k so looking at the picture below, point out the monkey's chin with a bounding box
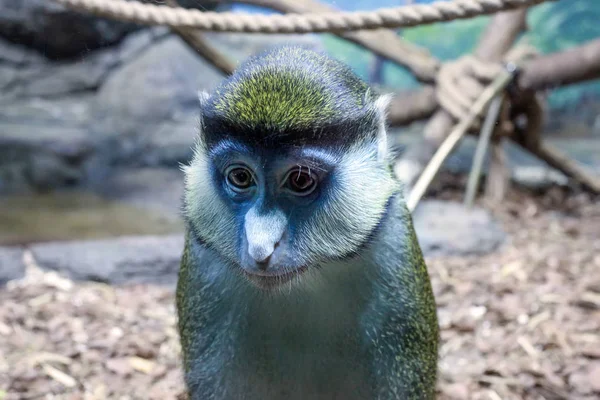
[242,266,308,290]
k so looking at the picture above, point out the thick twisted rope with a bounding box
[53,0,554,33]
[406,43,541,211]
[406,69,514,212]
[436,44,539,122]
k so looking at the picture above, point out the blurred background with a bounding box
[0,0,599,399]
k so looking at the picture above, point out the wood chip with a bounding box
[527,310,551,330]
[577,292,600,309]
[129,357,156,374]
[517,336,539,358]
[0,322,11,336]
[28,352,72,367]
[2,184,598,399]
[41,363,77,388]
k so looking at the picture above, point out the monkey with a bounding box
[177,46,439,400]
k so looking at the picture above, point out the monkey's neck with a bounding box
[187,249,375,399]
[201,250,374,346]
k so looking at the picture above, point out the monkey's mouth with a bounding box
[242,266,308,289]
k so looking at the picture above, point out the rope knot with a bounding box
[435,44,539,134]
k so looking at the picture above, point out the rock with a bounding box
[0,0,141,59]
[0,30,166,193]
[97,168,185,214]
[413,200,506,257]
[0,94,94,126]
[0,119,104,192]
[140,118,198,167]
[0,246,25,284]
[0,0,223,59]
[7,50,120,98]
[30,235,184,285]
[512,165,569,189]
[0,36,45,64]
[93,35,223,165]
[0,38,44,93]
[93,33,324,167]
[0,29,164,100]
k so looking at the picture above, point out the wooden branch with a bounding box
[167,0,236,75]
[236,0,440,82]
[387,86,436,125]
[464,95,504,207]
[173,28,236,75]
[406,72,513,211]
[485,138,511,201]
[518,38,600,90]
[395,10,527,190]
[475,10,528,62]
[525,142,600,193]
[388,38,600,126]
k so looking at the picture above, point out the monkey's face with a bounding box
[182,46,398,291]
[183,137,396,291]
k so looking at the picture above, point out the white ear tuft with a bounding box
[374,93,393,116]
[179,163,190,174]
[198,90,210,107]
[374,93,393,162]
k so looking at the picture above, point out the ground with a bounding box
[1,182,599,400]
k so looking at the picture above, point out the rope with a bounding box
[52,0,554,33]
[435,43,539,123]
[405,44,539,211]
[406,69,514,212]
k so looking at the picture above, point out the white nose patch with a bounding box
[244,207,287,263]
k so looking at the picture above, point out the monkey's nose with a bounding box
[247,242,278,270]
[255,256,271,271]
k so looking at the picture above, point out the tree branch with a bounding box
[394,9,527,190]
[518,38,600,90]
[166,0,236,75]
[388,38,600,126]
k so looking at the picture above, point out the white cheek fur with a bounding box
[183,137,238,260]
[183,92,397,267]
[299,143,397,262]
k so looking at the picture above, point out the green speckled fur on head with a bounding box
[204,46,376,134]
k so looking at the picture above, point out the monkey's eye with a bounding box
[225,165,255,192]
[283,168,318,196]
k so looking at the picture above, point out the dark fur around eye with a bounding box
[225,165,255,192]
[283,168,318,196]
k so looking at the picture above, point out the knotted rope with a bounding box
[406,44,541,211]
[436,44,540,123]
[53,0,554,33]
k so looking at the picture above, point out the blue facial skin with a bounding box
[208,138,339,285]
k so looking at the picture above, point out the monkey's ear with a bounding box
[195,91,211,143]
[198,90,210,107]
[374,93,393,162]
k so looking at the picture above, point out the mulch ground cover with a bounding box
[1,181,599,399]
